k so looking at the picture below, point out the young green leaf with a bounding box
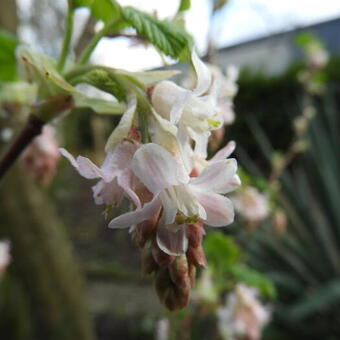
[90,0,121,22]
[121,7,192,59]
[70,0,94,8]
[74,93,125,115]
[0,29,18,82]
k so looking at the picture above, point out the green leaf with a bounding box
[0,29,18,82]
[288,279,340,320]
[71,0,94,8]
[116,69,180,86]
[17,47,76,99]
[74,92,125,114]
[229,264,277,299]
[203,232,241,270]
[178,0,191,12]
[90,0,121,22]
[73,69,127,101]
[121,6,192,59]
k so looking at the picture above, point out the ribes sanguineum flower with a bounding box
[109,143,240,256]
[60,140,141,208]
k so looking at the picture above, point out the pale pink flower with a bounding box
[60,140,141,208]
[109,143,240,256]
[232,187,269,224]
[210,65,239,126]
[217,284,271,340]
[151,52,223,155]
[21,125,60,183]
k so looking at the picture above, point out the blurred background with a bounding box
[1,0,340,339]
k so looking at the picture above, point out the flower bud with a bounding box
[169,255,190,290]
[141,247,158,275]
[152,242,175,267]
[187,245,207,267]
[186,222,205,248]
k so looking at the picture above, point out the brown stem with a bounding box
[0,115,45,181]
[0,94,73,182]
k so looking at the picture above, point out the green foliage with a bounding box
[0,29,18,82]
[229,264,276,299]
[203,232,275,298]
[240,77,340,337]
[70,0,94,9]
[178,0,191,12]
[204,232,241,269]
[295,32,317,47]
[89,0,121,22]
[121,6,192,59]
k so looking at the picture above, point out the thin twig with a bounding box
[0,115,45,181]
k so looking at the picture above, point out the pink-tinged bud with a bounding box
[127,125,141,142]
[135,215,158,248]
[21,125,60,184]
[186,222,205,248]
[152,242,175,267]
[187,245,207,267]
[141,247,158,275]
[155,267,190,311]
[189,168,200,178]
[169,255,190,290]
[272,210,287,235]
[188,264,196,286]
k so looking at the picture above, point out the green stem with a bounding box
[57,1,74,72]
[78,18,121,65]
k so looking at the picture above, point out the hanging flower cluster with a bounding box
[60,52,241,310]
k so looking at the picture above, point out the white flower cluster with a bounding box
[217,284,271,340]
[60,52,241,257]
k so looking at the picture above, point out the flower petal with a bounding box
[193,190,235,227]
[192,51,212,96]
[210,141,236,162]
[190,159,239,194]
[174,184,207,220]
[59,148,104,179]
[101,141,138,176]
[160,190,177,225]
[117,169,141,208]
[132,143,182,195]
[92,179,124,206]
[156,224,189,256]
[108,195,161,229]
[105,95,137,152]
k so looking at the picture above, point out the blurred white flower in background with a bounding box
[217,283,271,340]
[232,186,269,225]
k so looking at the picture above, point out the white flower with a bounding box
[210,65,239,125]
[151,52,222,136]
[60,140,141,208]
[232,186,269,223]
[217,284,271,340]
[0,241,11,277]
[109,143,240,256]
